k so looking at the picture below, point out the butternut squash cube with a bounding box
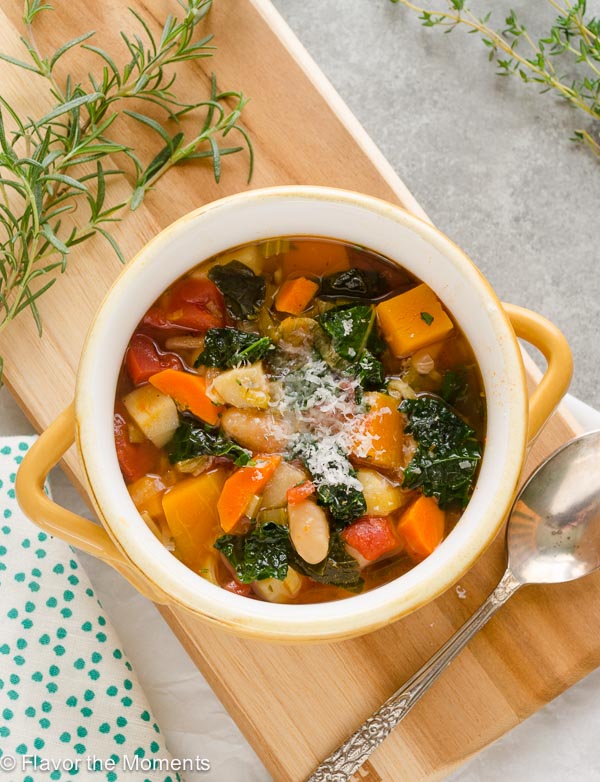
[282,239,349,278]
[351,392,405,471]
[162,470,227,571]
[376,284,453,357]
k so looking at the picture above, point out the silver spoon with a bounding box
[308,429,600,782]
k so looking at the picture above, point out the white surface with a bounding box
[6,388,600,782]
[77,550,269,782]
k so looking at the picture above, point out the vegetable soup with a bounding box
[114,238,486,603]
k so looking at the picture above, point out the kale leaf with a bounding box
[316,304,385,392]
[400,396,482,508]
[290,533,364,593]
[215,524,364,592]
[401,396,475,451]
[208,260,266,321]
[353,349,385,391]
[403,440,482,509]
[290,435,366,525]
[214,522,289,583]
[366,326,386,357]
[317,305,377,362]
[195,327,273,369]
[316,482,367,526]
[319,268,388,301]
[440,368,468,405]
[168,419,252,467]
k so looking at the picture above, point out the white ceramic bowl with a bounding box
[16,186,572,642]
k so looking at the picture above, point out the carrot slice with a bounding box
[217,455,282,533]
[397,495,445,561]
[275,277,319,315]
[286,480,316,505]
[149,368,224,425]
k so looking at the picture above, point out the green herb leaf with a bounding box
[420,311,434,326]
[208,260,266,321]
[194,327,273,368]
[0,1,253,385]
[36,92,103,125]
[390,0,600,161]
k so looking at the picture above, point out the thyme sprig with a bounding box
[391,0,600,156]
[0,0,253,380]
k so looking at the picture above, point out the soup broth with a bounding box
[114,237,485,603]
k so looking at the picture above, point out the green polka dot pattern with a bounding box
[0,439,181,781]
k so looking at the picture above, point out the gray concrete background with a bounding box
[272,0,600,410]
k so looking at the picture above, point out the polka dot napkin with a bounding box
[0,438,182,782]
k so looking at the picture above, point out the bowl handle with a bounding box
[15,403,169,604]
[503,303,573,441]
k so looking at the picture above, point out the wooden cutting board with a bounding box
[0,1,591,780]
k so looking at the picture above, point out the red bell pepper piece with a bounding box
[341,516,398,562]
[113,410,159,483]
[125,333,183,385]
[286,480,316,505]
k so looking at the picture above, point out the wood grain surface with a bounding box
[0,1,592,781]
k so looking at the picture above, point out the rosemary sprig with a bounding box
[0,0,253,381]
[390,0,600,156]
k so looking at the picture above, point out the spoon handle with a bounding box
[307,569,522,782]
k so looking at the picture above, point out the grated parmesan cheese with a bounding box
[270,344,384,486]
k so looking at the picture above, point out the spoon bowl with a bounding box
[508,430,600,585]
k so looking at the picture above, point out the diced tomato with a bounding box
[141,306,176,334]
[168,277,226,330]
[341,516,399,562]
[286,480,316,505]
[142,277,226,337]
[113,410,159,483]
[223,578,253,597]
[125,333,183,385]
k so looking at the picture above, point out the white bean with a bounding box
[288,499,330,565]
[220,409,292,453]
